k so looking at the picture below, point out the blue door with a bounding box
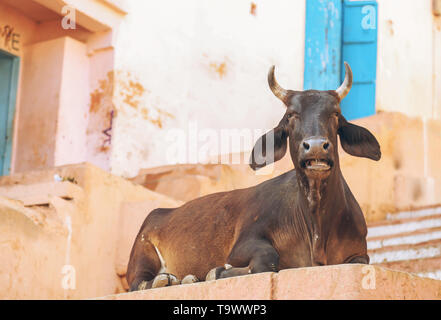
[304,0,343,91]
[0,50,19,175]
[304,0,378,120]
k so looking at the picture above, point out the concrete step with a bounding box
[98,264,441,300]
[367,206,441,280]
[369,238,441,264]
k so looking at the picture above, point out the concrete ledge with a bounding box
[99,265,441,300]
[0,181,84,206]
[103,272,274,300]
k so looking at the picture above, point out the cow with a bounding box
[126,62,381,291]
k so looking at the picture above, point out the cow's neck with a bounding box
[297,165,345,265]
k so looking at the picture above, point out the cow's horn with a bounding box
[336,62,353,100]
[268,65,289,104]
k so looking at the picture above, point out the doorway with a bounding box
[0,50,19,175]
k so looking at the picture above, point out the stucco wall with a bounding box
[109,0,441,178]
[15,36,91,172]
[0,1,37,173]
[0,0,117,174]
[55,37,90,167]
[0,163,181,299]
[16,37,66,172]
[110,0,306,177]
[3,0,441,179]
[376,0,440,118]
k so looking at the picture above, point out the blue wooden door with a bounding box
[0,50,19,175]
[304,0,378,120]
[340,0,378,120]
[304,0,343,91]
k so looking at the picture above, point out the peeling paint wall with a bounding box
[109,0,441,177]
[4,0,441,179]
[111,0,306,177]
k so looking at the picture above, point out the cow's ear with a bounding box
[338,115,381,161]
[249,121,288,170]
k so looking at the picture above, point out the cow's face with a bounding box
[250,63,381,180]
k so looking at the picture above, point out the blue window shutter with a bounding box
[340,0,378,120]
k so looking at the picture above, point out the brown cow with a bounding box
[126,62,381,291]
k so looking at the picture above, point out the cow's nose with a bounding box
[301,137,330,155]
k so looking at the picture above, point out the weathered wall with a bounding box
[0,196,68,299]
[16,36,91,172]
[86,34,115,172]
[0,1,37,174]
[108,0,441,178]
[0,163,181,299]
[0,0,122,175]
[0,2,36,55]
[376,0,441,118]
[110,0,306,177]
[16,37,66,172]
[54,37,90,167]
[4,0,441,179]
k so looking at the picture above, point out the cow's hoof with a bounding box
[205,265,228,281]
[151,273,180,288]
[205,268,218,281]
[137,280,148,291]
[181,274,199,284]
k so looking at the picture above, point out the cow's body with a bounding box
[127,169,368,289]
[127,62,379,291]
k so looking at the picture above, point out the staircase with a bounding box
[368,206,441,280]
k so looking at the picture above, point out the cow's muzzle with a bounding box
[299,137,333,173]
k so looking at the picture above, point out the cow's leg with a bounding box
[206,240,279,280]
[127,238,163,291]
[346,254,370,264]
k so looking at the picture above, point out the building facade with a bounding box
[0,0,440,178]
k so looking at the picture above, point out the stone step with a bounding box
[377,256,441,275]
[367,226,441,250]
[367,207,441,280]
[385,206,441,221]
[367,212,441,238]
[369,238,441,263]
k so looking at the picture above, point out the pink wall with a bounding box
[16,37,66,172]
[0,1,118,174]
[55,37,90,167]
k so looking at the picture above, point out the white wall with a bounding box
[376,0,439,118]
[109,0,441,177]
[111,0,306,177]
